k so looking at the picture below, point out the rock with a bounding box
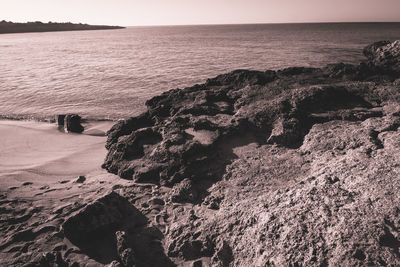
[55,114,66,126]
[27,251,68,267]
[107,261,122,267]
[75,175,86,183]
[192,259,203,267]
[62,191,144,245]
[363,40,400,75]
[120,248,135,267]
[267,117,302,147]
[64,114,84,133]
[203,195,223,210]
[323,63,360,79]
[170,179,198,203]
[166,222,214,260]
[103,42,400,187]
[116,231,135,267]
[149,197,165,206]
[211,240,233,267]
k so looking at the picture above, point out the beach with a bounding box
[1,30,400,265]
[0,119,114,189]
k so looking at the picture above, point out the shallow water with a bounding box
[1,23,400,120]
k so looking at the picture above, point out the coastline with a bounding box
[0,21,125,34]
[1,40,400,266]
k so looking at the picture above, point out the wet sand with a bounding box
[0,120,114,189]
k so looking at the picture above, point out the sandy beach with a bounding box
[0,119,138,266]
[0,120,114,189]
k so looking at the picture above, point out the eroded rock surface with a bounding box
[103,41,400,188]
[100,40,400,266]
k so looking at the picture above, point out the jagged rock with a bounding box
[166,221,214,260]
[267,117,302,147]
[62,192,144,245]
[363,40,400,75]
[116,231,135,267]
[64,114,84,133]
[103,41,400,188]
[170,178,198,203]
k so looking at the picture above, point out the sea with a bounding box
[1,23,400,121]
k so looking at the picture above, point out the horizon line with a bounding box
[122,21,400,27]
[3,20,400,27]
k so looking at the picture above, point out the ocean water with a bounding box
[0,23,400,120]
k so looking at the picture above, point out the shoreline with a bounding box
[0,119,114,189]
[1,39,400,266]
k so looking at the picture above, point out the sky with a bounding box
[1,0,400,26]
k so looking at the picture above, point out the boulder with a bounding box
[62,192,144,245]
[363,40,400,75]
[64,114,84,133]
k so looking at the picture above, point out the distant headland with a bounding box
[0,20,125,34]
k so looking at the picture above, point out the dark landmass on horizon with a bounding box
[0,20,125,34]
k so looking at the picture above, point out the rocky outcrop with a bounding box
[363,40,400,75]
[97,40,400,265]
[103,40,400,188]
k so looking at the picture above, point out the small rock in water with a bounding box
[55,114,66,126]
[75,175,86,183]
[64,114,84,133]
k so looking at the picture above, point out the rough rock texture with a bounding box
[64,114,84,133]
[100,40,400,265]
[115,231,135,267]
[104,41,400,186]
[363,40,400,75]
[62,191,144,245]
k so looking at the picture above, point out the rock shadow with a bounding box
[62,192,175,266]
